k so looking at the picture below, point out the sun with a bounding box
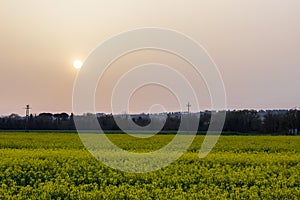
[73,60,83,69]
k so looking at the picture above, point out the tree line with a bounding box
[0,110,299,134]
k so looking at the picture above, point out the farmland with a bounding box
[0,132,299,199]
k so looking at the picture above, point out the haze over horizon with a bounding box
[1,0,299,116]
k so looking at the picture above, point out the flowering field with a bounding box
[0,133,299,199]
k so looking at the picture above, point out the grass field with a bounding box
[0,132,299,199]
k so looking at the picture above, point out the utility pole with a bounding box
[187,102,191,114]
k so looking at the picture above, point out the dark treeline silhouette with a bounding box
[0,110,299,135]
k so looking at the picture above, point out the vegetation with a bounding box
[0,132,299,199]
[1,109,300,134]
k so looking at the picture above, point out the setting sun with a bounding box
[73,60,83,69]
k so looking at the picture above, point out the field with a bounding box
[0,132,299,199]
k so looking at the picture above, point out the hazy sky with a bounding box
[0,0,299,116]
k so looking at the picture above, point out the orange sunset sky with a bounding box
[0,0,299,116]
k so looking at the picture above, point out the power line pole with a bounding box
[187,102,191,114]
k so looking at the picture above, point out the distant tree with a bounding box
[263,112,281,133]
[0,109,298,134]
[36,113,54,130]
[198,113,211,131]
[223,110,261,133]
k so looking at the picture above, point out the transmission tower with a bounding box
[24,105,31,117]
[24,105,32,132]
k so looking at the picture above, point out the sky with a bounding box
[0,0,299,116]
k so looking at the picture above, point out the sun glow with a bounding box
[73,60,83,69]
